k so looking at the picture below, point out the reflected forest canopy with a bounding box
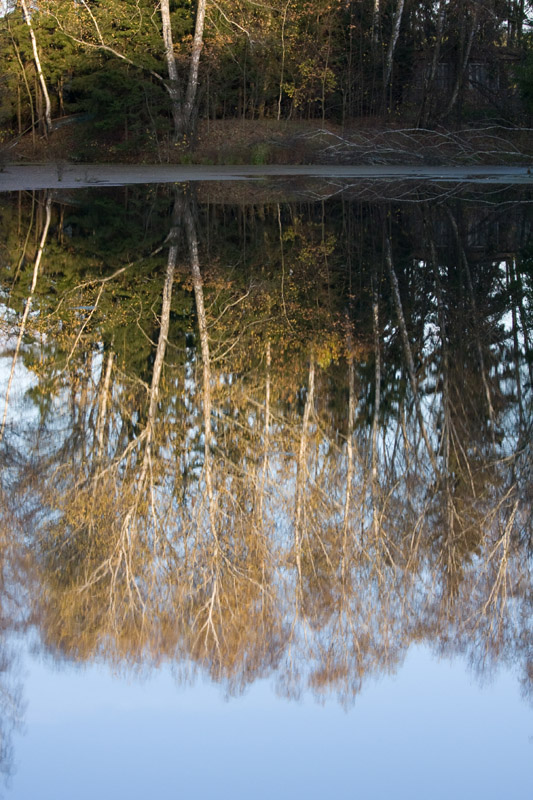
[0,185,532,706]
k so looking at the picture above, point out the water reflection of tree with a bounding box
[0,488,29,785]
[0,187,532,703]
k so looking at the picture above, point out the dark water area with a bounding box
[0,183,532,797]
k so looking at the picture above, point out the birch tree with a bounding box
[48,0,207,139]
[20,0,52,134]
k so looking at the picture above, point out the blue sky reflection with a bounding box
[11,645,532,800]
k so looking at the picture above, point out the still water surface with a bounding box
[0,180,532,797]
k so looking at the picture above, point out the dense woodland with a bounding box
[1,0,533,157]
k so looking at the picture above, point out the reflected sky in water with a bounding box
[13,646,532,799]
[0,181,532,797]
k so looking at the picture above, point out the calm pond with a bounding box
[0,178,532,798]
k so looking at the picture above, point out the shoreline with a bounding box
[1,163,532,192]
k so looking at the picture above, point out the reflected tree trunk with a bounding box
[510,258,533,391]
[445,209,496,439]
[258,340,271,530]
[0,193,51,444]
[429,235,461,593]
[385,236,438,473]
[371,270,381,541]
[342,345,356,582]
[507,261,525,431]
[295,356,316,587]
[95,347,114,459]
[183,200,218,547]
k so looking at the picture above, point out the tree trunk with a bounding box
[342,345,356,583]
[96,348,114,459]
[443,5,478,120]
[182,0,208,136]
[20,0,52,135]
[384,0,405,106]
[385,236,438,474]
[160,0,183,138]
[183,200,219,546]
[161,0,207,139]
[445,209,496,439]
[371,270,381,540]
[294,357,315,588]
[417,0,446,126]
[8,24,36,146]
[372,0,380,48]
[277,0,291,121]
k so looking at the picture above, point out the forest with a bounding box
[1,0,533,162]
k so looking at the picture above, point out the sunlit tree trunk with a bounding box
[182,0,207,134]
[20,0,52,135]
[160,0,183,138]
[161,0,207,137]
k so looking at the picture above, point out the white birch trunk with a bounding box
[20,0,52,134]
[160,0,183,136]
[161,0,207,138]
[182,0,208,132]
